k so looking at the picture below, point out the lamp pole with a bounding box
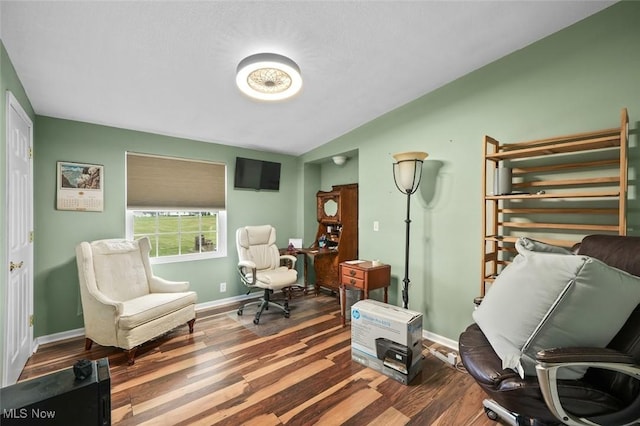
[392,151,428,309]
[401,190,412,309]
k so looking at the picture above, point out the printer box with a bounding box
[350,299,423,385]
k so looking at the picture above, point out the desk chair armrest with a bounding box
[537,347,637,365]
[535,348,640,426]
[280,254,297,269]
[238,260,257,286]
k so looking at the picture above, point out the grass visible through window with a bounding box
[133,212,217,257]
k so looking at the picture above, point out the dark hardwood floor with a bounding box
[19,293,503,425]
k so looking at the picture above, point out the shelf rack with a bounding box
[480,108,628,296]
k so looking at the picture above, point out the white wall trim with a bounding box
[34,328,85,351]
[195,293,258,311]
[423,330,459,352]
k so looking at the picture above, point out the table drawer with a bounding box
[342,267,364,280]
[341,275,365,289]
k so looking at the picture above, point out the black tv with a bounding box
[234,157,281,191]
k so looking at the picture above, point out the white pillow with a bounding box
[473,242,640,379]
[516,237,573,255]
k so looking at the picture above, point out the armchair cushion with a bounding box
[91,239,150,301]
[473,239,640,380]
[119,292,198,330]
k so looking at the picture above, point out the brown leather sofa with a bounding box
[459,235,640,426]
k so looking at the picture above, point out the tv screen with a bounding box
[234,157,281,191]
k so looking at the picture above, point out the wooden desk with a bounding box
[279,247,315,294]
[339,261,391,327]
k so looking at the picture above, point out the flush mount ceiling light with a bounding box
[332,155,348,166]
[236,53,302,101]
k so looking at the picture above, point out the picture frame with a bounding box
[56,161,104,212]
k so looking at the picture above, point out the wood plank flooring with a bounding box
[19,294,503,425]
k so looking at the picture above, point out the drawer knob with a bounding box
[349,270,356,276]
[350,279,356,285]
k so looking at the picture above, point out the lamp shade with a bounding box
[393,151,428,193]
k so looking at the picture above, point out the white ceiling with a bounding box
[1,1,615,156]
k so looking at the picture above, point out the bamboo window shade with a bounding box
[127,153,226,210]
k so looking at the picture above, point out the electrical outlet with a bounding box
[220,282,227,292]
[373,221,379,231]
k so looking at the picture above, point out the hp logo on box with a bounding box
[352,309,360,320]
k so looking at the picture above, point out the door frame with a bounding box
[3,90,34,386]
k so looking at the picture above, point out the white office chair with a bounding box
[236,225,298,324]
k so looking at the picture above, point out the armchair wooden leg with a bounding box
[85,338,94,350]
[125,347,137,365]
[187,318,195,333]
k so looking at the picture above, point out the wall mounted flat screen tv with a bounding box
[234,157,281,191]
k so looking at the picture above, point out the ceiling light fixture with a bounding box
[236,53,302,101]
[332,155,348,166]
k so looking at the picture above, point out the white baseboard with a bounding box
[34,328,85,351]
[195,293,259,311]
[33,293,261,347]
[423,330,459,352]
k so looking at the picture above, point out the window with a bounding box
[126,153,227,263]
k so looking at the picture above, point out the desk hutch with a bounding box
[311,183,358,294]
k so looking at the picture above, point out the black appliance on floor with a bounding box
[1,357,110,425]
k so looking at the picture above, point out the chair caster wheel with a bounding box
[484,407,499,421]
[284,312,290,318]
[253,318,260,324]
[237,309,243,316]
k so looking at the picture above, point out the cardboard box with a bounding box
[350,299,423,384]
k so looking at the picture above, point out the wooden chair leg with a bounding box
[187,318,195,333]
[125,347,137,365]
[85,338,93,350]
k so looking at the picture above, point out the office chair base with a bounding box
[482,400,561,426]
[483,399,520,426]
[237,290,290,324]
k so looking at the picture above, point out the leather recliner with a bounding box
[459,235,640,425]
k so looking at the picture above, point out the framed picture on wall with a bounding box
[56,161,104,212]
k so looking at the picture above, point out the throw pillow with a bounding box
[515,237,573,255]
[473,241,640,379]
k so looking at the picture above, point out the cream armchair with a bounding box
[76,237,197,365]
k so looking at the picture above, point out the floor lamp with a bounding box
[393,151,428,309]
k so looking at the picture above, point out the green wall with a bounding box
[33,117,299,336]
[302,1,640,340]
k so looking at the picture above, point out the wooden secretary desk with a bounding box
[310,183,358,295]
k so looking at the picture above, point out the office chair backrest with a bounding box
[236,225,281,270]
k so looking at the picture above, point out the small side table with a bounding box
[339,260,391,327]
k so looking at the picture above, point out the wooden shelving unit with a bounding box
[480,109,628,296]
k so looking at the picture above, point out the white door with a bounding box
[3,91,34,386]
